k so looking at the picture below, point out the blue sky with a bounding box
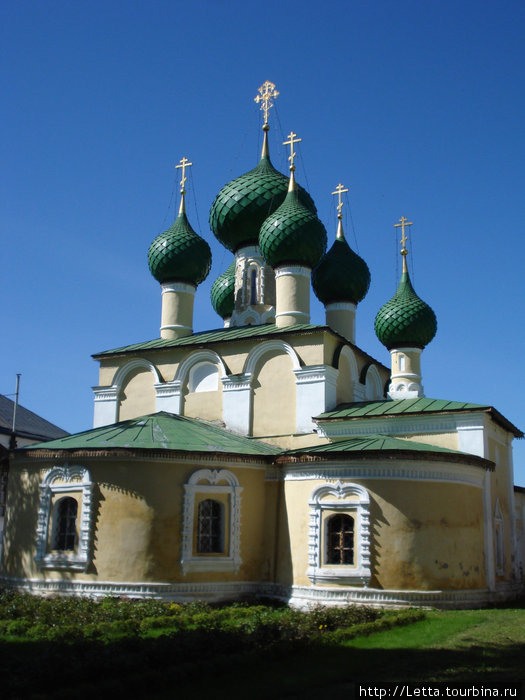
[2,0,524,482]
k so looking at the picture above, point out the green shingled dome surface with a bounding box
[312,237,370,304]
[209,155,316,253]
[259,189,327,268]
[211,260,235,318]
[374,269,437,349]
[148,212,212,285]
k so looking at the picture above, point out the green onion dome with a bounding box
[211,260,235,319]
[209,137,316,253]
[259,182,327,269]
[312,222,370,304]
[148,210,212,285]
[374,267,437,349]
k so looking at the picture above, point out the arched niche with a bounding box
[113,358,161,421]
[175,350,227,422]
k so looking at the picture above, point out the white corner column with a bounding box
[294,365,338,433]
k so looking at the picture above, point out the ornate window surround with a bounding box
[307,481,371,586]
[35,466,93,571]
[181,469,243,575]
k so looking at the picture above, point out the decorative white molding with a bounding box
[364,364,383,400]
[275,310,309,319]
[1,576,521,608]
[161,281,196,295]
[243,340,302,375]
[275,265,311,278]
[111,358,163,391]
[282,460,486,488]
[174,349,227,387]
[307,481,371,586]
[35,466,93,572]
[317,411,489,444]
[160,323,193,333]
[181,469,243,575]
[294,365,338,432]
[326,302,357,313]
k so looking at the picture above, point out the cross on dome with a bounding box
[332,183,349,220]
[283,131,302,172]
[254,80,279,130]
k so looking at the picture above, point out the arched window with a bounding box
[53,497,78,551]
[326,514,355,565]
[197,499,223,554]
[250,268,258,304]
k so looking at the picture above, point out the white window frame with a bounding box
[181,468,242,575]
[307,480,371,586]
[35,466,93,571]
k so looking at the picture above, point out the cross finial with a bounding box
[254,81,279,130]
[175,157,193,214]
[332,183,349,220]
[394,216,413,257]
[283,131,302,171]
[175,156,192,194]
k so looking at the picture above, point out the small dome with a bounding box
[259,187,327,268]
[312,226,370,305]
[211,260,235,319]
[148,212,212,285]
[374,268,437,349]
[209,150,316,254]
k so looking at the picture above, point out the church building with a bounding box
[1,82,523,608]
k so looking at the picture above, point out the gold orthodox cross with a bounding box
[394,216,413,256]
[254,81,279,128]
[176,156,192,193]
[283,131,302,171]
[332,183,349,219]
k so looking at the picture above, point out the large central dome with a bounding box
[209,140,315,253]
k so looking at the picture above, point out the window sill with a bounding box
[307,566,370,586]
[181,556,241,575]
[35,555,89,572]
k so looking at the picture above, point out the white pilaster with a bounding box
[221,374,252,435]
[92,386,119,428]
[154,381,182,414]
[294,365,338,433]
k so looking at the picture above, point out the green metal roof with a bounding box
[375,268,437,349]
[21,412,280,456]
[284,434,471,456]
[259,189,327,268]
[312,234,370,305]
[280,433,494,468]
[209,153,316,253]
[210,260,235,319]
[316,398,523,437]
[148,212,212,286]
[93,323,326,358]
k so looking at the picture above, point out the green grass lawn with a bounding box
[0,591,524,699]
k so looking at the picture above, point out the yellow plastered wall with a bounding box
[336,353,354,404]
[277,477,486,590]
[2,459,269,586]
[251,351,296,437]
[118,368,156,421]
[183,386,223,422]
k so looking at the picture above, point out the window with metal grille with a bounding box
[326,514,354,565]
[53,497,78,551]
[197,499,223,553]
